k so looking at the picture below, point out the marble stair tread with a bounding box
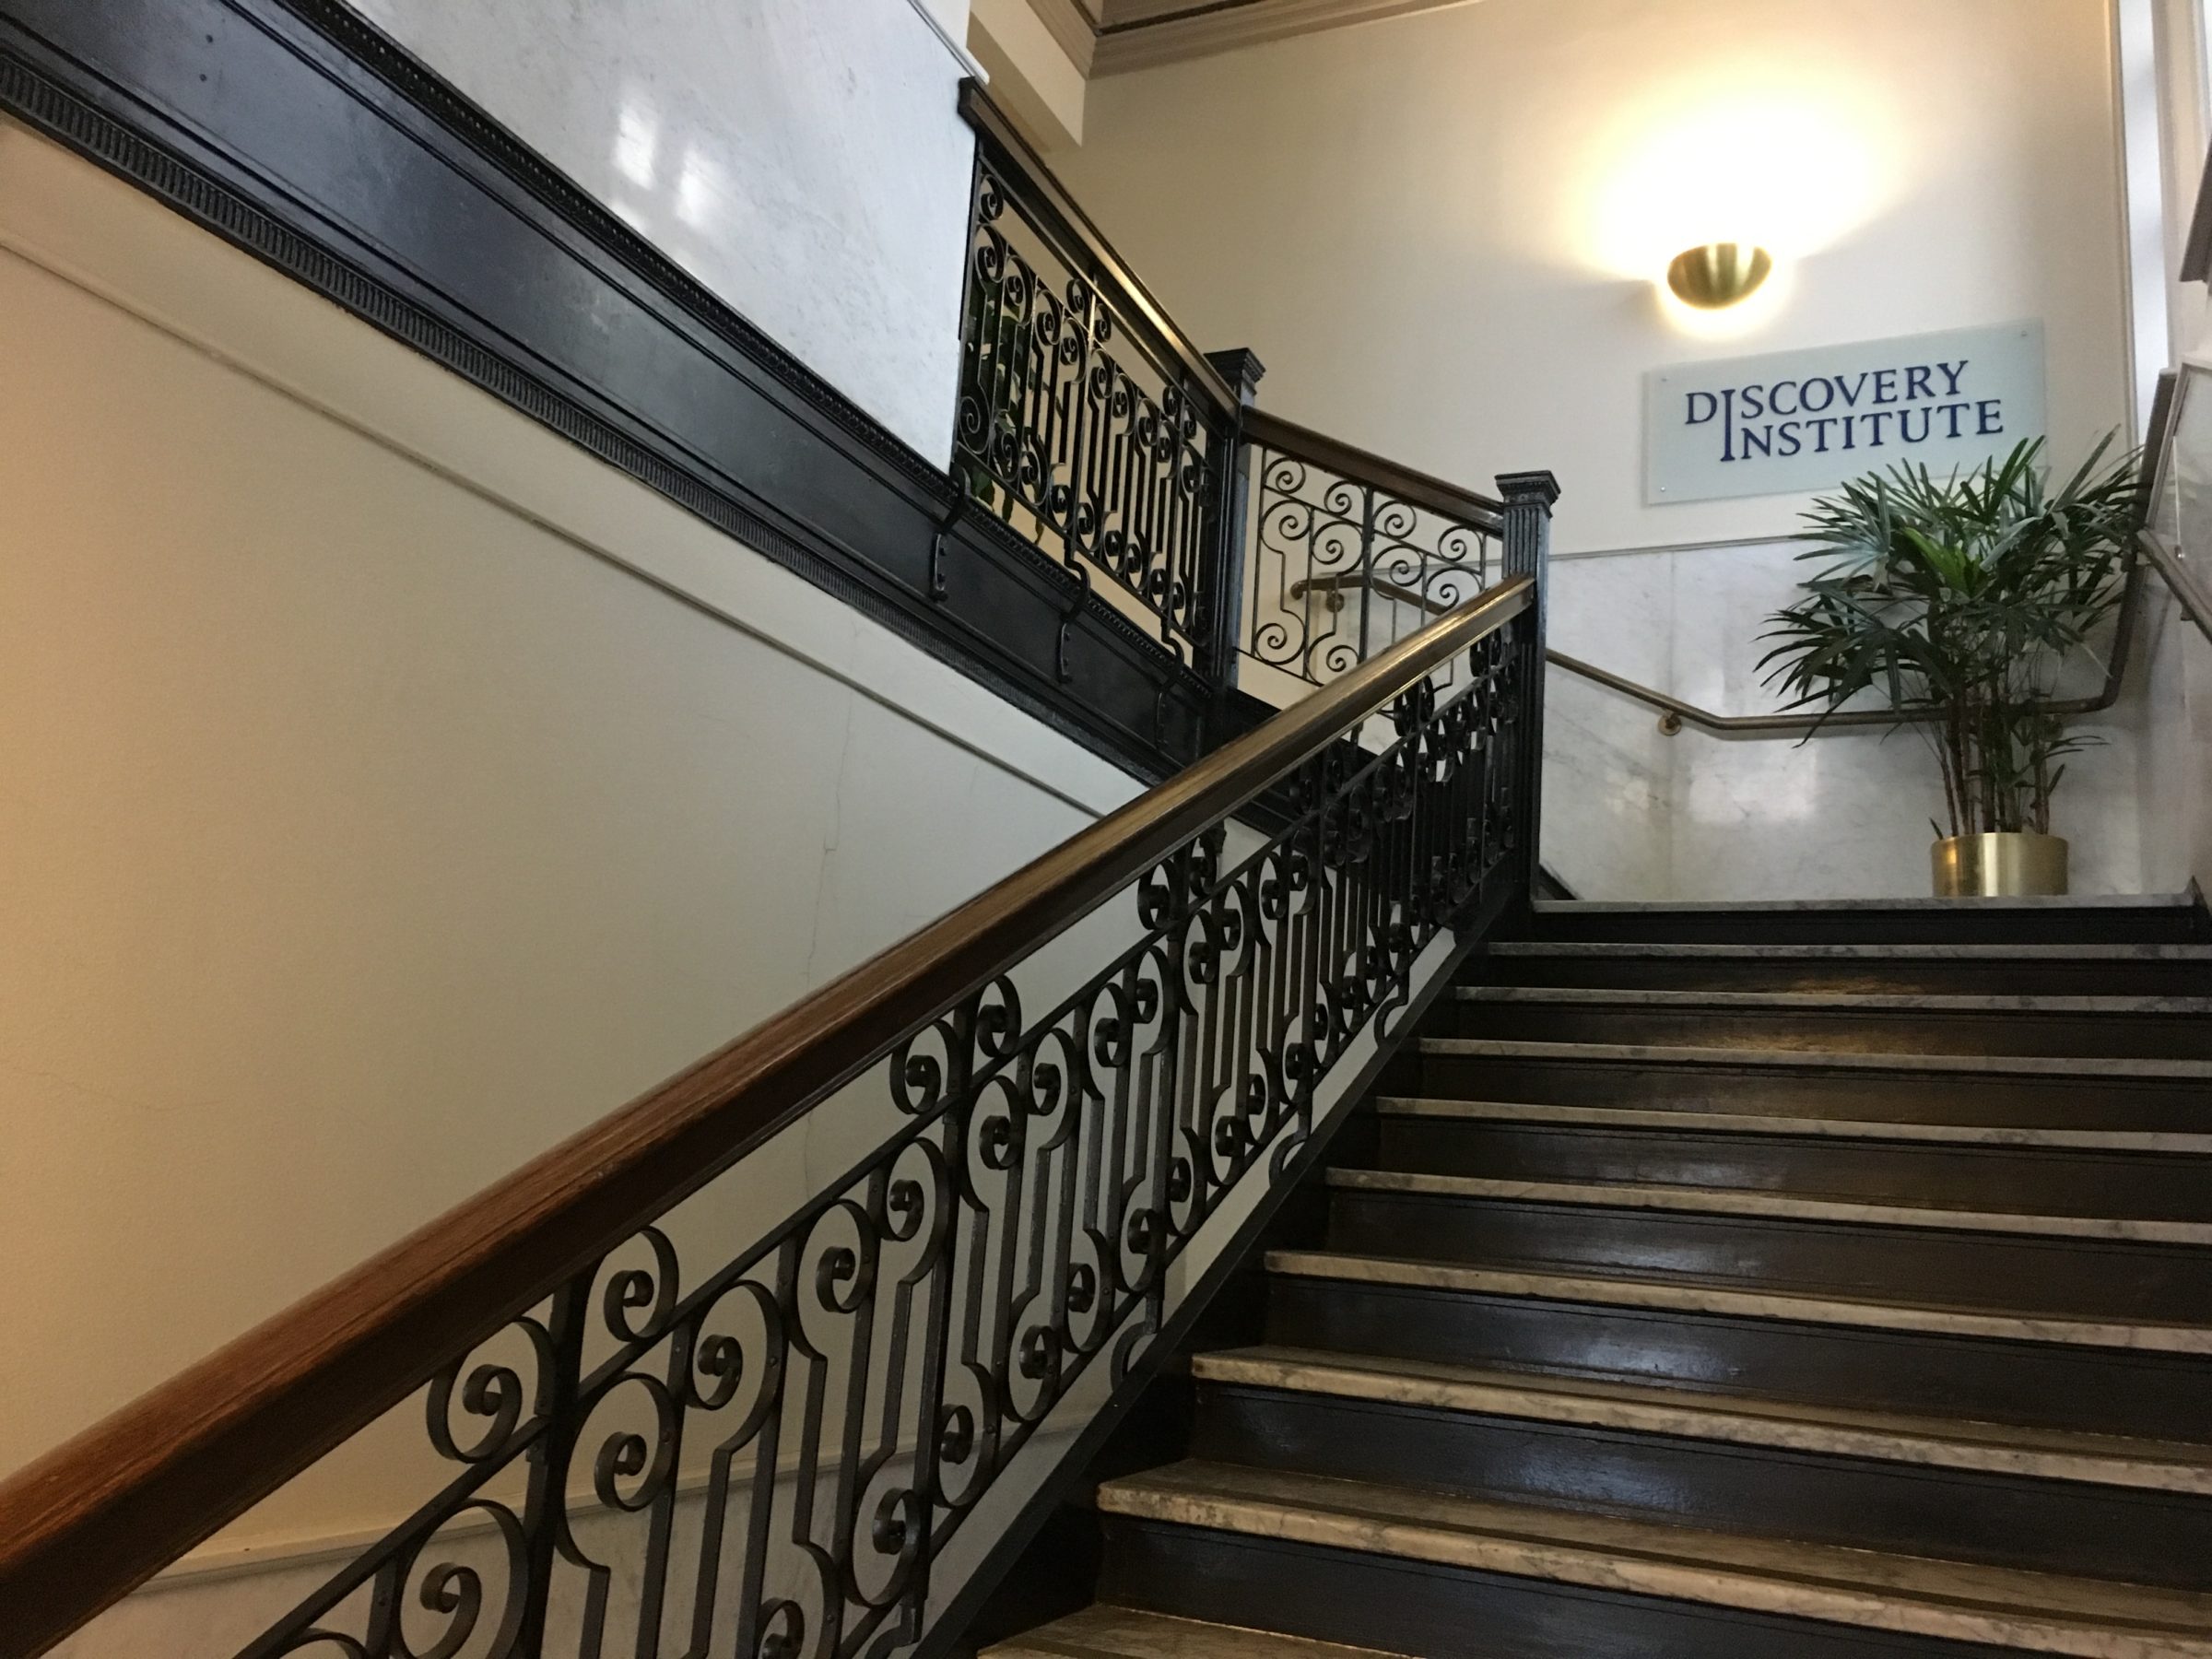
[1265,1252,2212,1354]
[1374,1096,2212,1154]
[1324,1168,2212,1244]
[1530,893,2203,913]
[1458,986,2212,1015]
[1191,1346,2212,1494]
[1486,942,2212,960]
[1419,1037,2212,1079]
[983,1604,1410,1659]
[1100,1460,2212,1656]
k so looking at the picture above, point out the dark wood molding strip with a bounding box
[0,579,1531,1657]
[0,0,1226,784]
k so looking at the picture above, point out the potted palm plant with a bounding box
[1759,438,2138,897]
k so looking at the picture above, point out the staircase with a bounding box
[984,894,2212,1659]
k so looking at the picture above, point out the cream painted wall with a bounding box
[3,119,1444,1658]
[0,115,1147,1555]
[970,0,1089,151]
[1056,0,2134,555]
[343,0,978,461]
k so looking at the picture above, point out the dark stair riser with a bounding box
[1100,1521,2031,1659]
[1521,905,2212,947]
[1374,1119,2212,1221]
[1465,956,2212,997]
[1416,1053,2211,1131]
[1191,1384,2212,1591]
[1448,1002,2212,1060]
[1326,1189,2212,1322]
[1267,1277,2212,1441]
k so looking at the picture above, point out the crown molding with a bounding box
[1093,0,1482,76]
[1029,0,1099,75]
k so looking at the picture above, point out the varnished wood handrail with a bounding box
[1243,407,1508,531]
[0,579,1534,1658]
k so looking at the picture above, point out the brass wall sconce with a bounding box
[1666,241,1774,309]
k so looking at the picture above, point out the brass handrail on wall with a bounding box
[2139,527,2212,644]
[1288,556,2139,739]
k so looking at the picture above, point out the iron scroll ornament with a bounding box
[239,622,1528,1659]
[955,162,1233,664]
[1246,444,1502,688]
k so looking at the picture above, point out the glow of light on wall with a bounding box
[614,103,659,189]
[676,149,723,230]
[1581,72,1895,326]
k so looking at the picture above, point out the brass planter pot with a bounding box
[1930,831,2069,898]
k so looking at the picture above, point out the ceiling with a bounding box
[1033,0,1485,77]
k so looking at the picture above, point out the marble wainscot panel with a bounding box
[1543,547,1674,896]
[343,0,978,462]
[2135,378,2212,894]
[1542,538,2147,900]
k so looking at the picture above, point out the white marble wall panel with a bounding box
[2134,370,2212,892]
[1544,552,1675,897]
[344,0,977,461]
[1544,539,2148,900]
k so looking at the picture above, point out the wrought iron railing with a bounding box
[0,76,1558,1659]
[1238,409,1510,690]
[0,580,1541,1659]
[954,86,1245,671]
[948,87,1542,713]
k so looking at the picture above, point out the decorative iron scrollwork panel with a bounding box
[957,162,1232,662]
[1245,444,1503,688]
[238,620,1528,1659]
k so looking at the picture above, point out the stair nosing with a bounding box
[1265,1251,2212,1354]
[1372,1096,2212,1153]
[1418,1038,2212,1080]
[1456,986,2212,1015]
[1190,1346,2212,1495]
[983,1606,1405,1659]
[1486,941,2212,959]
[1323,1168,2212,1245]
[1099,1461,2212,1656]
[1531,893,2201,912]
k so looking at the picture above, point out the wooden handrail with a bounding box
[1243,407,1507,530]
[0,579,1534,1658]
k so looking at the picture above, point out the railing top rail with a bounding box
[957,79,1241,415]
[1242,407,1507,531]
[0,577,1534,1657]
[2136,368,2212,646]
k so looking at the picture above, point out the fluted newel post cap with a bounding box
[1496,470,1561,512]
[1205,347,1267,407]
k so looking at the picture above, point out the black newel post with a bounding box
[1201,347,1266,694]
[1496,470,1560,902]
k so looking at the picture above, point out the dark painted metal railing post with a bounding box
[1497,471,1561,900]
[1202,347,1266,694]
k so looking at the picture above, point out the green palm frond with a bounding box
[1758,436,2138,837]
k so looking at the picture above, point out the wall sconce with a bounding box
[1666,242,1773,309]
